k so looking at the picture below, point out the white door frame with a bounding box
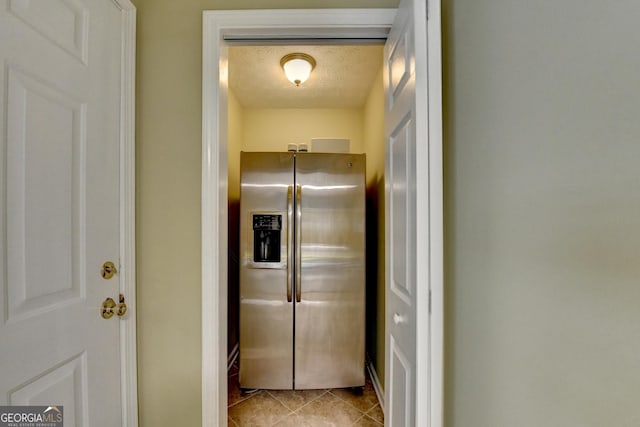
[116,1,139,425]
[201,7,442,427]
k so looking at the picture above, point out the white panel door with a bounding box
[0,0,127,425]
[385,0,440,425]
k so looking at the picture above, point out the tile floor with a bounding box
[228,361,384,426]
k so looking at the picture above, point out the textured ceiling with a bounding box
[229,44,384,109]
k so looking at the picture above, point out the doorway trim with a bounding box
[116,1,139,425]
[201,7,441,426]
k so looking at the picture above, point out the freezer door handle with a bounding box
[295,184,302,302]
[286,186,293,302]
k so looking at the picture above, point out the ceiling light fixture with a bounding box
[280,53,316,87]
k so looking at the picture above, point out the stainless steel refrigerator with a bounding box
[239,151,365,390]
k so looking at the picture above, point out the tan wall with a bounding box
[136,0,640,425]
[242,108,364,153]
[134,1,397,425]
[228,89,243,201]
[227,89,243,354]
[362,67,385,386]
[443,0,640,425]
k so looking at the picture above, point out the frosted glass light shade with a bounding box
[280,53,316,86]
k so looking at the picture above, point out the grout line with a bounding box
[351,414,366,426]
[267,388,330,414]
[269,410,295,427]
[227,389,262,409]
[265,389,296,412]
[291,389,330,414]
[364,408,384,426]
[352,413,383,427]
[352,414,371,426]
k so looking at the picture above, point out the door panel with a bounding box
[9,354,88,427]
[385,0,424,425]
[0,0,125,423]
[239,152,295,390]
[389,337,411,427]
[6,67,85,319]
[294,153,366,390]
[7,0,89,64]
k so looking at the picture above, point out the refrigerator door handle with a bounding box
[295,184,302,302]
[286,186,293,303]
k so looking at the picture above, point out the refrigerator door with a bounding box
[239,152,295,389]
[294,153,366,389]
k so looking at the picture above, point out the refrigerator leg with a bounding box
[240,388,259,396]
[350,386,365,395]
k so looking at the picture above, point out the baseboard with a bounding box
[366,354,385,413]
[227,343,239,371]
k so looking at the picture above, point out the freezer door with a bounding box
[294,153,366,389]
[239,152,295,389]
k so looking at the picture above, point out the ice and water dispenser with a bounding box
[252,214,282,263]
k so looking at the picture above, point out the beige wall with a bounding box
[362,67,386,386]
[227,89,243,354]
[444,0,640,425]
[242,108,364,153]
[135,0,640,425]
[228,89,243,201]
[134,1,397,425]
[363,68,385,188]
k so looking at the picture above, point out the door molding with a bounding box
[201,7,441,426]
[383,1,443,425]
[425,2,444,425]
[114,0,138,425]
